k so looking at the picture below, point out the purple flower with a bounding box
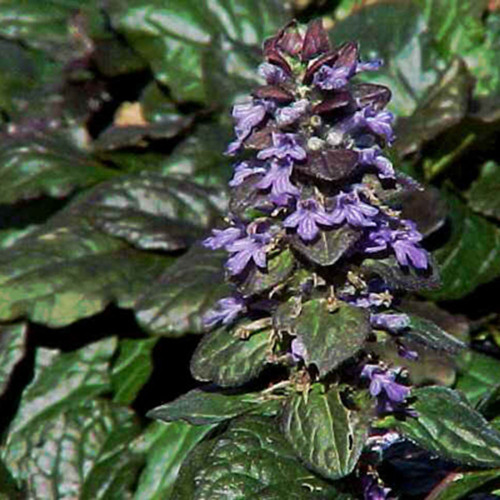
[370,313,410,332]
[229,161,266,187]
[291,336,307,362]
[276,99,309,127]
[358,147,395,179]
[226,101,267,155]
[225,231,271,275]
[361,364,410,403]
[352,291,392,309]
[330,191,379,227]
[363,475,391,500]
[355,106,395,144]
[258,62,287,84]
[203,295,246,328]
[284,198,335,241]
[366,431,402,453]
[203,226,242,250]
[257,132,307,161]
[313,64,352,90]
[313,58,382,91]
[356,59,383,73]
[398,344,419,361]
[366,221,429,269]
[255,159,300,203]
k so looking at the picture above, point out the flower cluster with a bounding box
[202,21,431,361]
[202,17,433,431]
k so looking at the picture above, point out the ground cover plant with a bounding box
[0,0,499,499]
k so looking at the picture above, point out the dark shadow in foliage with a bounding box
[0,197,69,230]
[0,306,141,439]
[86,70,152,139]
[378,441,454,499]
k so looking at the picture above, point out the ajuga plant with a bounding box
[150,19,500,500]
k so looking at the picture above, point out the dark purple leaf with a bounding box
[290,225,362,267]
[252,85,294,104]
[297,149,359,181]
[303,50,340,84]
[312,90,353,115]
[336,41,358,70]
[351,83,391,110]
[301,19,330,61]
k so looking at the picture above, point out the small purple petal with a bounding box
[276,99,309,127]
[370,313,410,332]
[226,248,253,275]
[365,222,428,270]
[258,62,287,84]
[257,132,307,161]
[358,147,395,179]
[313,64,351,90]
[203,226,242,250]
[369,378,383,397]
[384,378,411,403]
[229,161,266,187]
[330,191,378,227]
[255,159,300,200]
[356,58,383,73]
[225,232,271,275]
[203,295,246,328]
[363,475,391,500]
[398,344,419,360]
[291,336,307,362]
[361,364,410,404]
[284,198,334,242]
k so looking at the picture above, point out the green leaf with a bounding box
[4,337,116,432]
[359,255,441,292]
[293,299,370,377]
[135,245,229,336]
[0,0,106,57]
[93,115,193,151]
[281,385,371,480]
[455,351,500,409]
[111,338,158,405]
[0,133,116,204]
[329,2,444,117]
[161,122,233,185]
[0,459,20,499]
[131,421,214,500]
[0,323,27,397]
[379,386,500,467]
[468,161,500,221]
[427,468,500,500]
[2,338,142,499]
[424,193,500,301]
[0,41,58,119]
[108,0,287,104]
[4,398,141,500]
[148,387,280,425]
[290,226,361,267]
[79,403,142,500]
[173,415,342,499]
[396,57,472,157]
[404,314,465,353]
[0,226,38,249]
[393,185,448,237]
[0,199,169,327]
[83,173,224,251]
[413,0,498,98]
[140,82,178,124]
[239,248,295,296]
[190,325,272,387]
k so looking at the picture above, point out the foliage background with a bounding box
[0,0,499,498]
